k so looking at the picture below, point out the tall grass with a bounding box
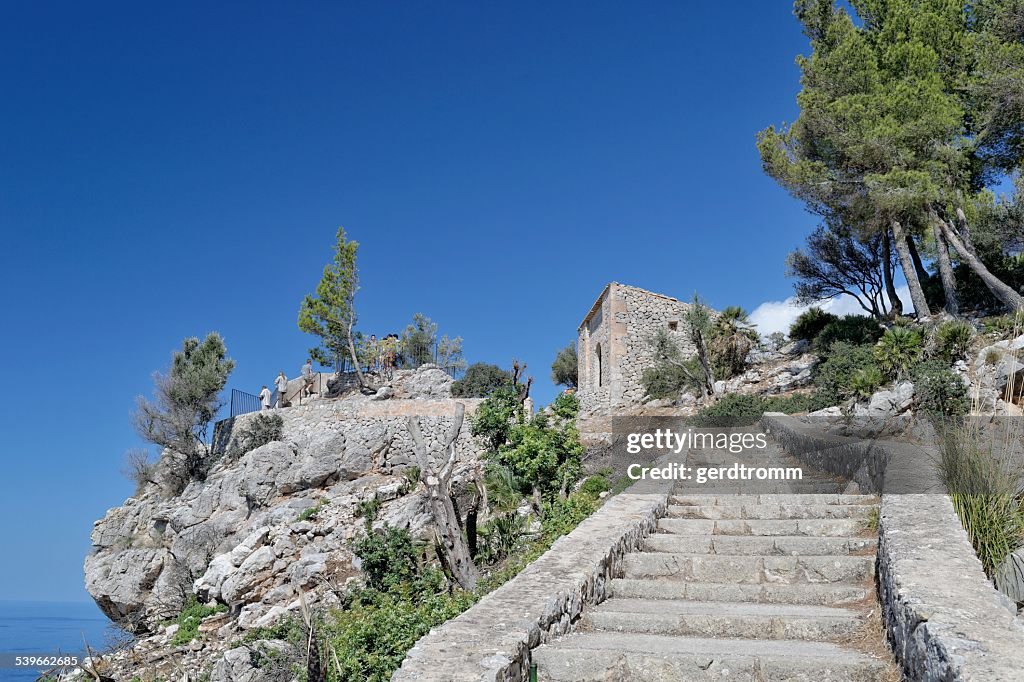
[937,315,1024,596]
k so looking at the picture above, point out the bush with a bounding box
[981,311,1024,337]
[694,392,833,425]
[695,394,767,425]
[813,315,883,352]
[813,342,879,404]
[932,320,975,363]
[167,597,227,646]
[324,573,475,682]
[912,361,970,416]
[875,326,924,380]
[849,366,885,399]
[641,362,692,400]
[352,525,421,592]
[451,363,512,398]
[789,308,838,343]
[230,412,284,457]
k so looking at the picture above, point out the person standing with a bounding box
[300,358,315,397]
[258,385,272,410]
[274,371,289,408]
[367,334,379,372]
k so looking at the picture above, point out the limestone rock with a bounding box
[395,364,453,399]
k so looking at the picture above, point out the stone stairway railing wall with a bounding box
[762,413,1024,681]
[392,477,673,681]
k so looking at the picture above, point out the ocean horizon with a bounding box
[0,601,118,681]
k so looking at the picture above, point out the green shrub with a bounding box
[324,574,475,682]
[476,513,524,565]
[981,311,1024,337]
[789,308,838,343]
[933,320,975,363]
[356,496,382,523]
[875,326,924,380]
[813,315,883,352]
[813,342,878,404]
[578,470,611,499]
[641,362,692,400]
[230,412,284,458]
[695,392,833,424]
[912,361,969,416]
[695,394,767,425]
[167,597,227,646]
[298,501,326,521]
[849,366,884,399]
[451,363,513,398]
[352,525,421,592]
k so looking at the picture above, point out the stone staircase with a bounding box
[533,462,894,680]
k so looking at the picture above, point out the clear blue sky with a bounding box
[0,2,819,603]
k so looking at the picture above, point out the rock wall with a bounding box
[86,380,484,638]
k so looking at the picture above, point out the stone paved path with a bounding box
[533,440,896,681]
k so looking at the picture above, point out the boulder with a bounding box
[858,382,914,417]
[396,364,453,398]
[211,640,291,682]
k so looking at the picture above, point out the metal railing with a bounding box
[230,388,262,417]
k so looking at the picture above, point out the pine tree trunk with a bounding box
[408,404,479,591]
[930,216,960,316]
[938,219,1024,312]
[891,221,932,317]
[346,319,377,393]
[882,229,904,317]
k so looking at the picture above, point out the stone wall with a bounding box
[392,478,672,681]
[762,413,1024,681]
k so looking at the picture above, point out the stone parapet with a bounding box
[762,413,1024,681]
[392,480,672,681]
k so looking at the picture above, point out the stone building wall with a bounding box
[577,283,701,414]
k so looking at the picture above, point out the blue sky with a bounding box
[0,2,823,604]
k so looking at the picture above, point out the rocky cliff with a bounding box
[83,366,484,677]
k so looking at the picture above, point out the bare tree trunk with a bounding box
[955,208,978,255]
[882,229,904,317]
[907,233,930,288]
[891,221,932,317]
[346,319,378,393]
[930,214,960,316]
[938,219,1024,311]
[407,403,479,590]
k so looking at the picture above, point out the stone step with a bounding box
[667,503,875,520]
[621,553,874,583]
[671,482,845,496]
[532,632,886,681]
[582,598,865,640]
[644,533,877,556]
[670,494,878,507]
[609,578,871,604]
[658,517,870,537]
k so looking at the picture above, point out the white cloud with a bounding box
[749,287,912,337]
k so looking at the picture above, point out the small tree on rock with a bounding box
[298,227,375,392]
[133,333,234,486]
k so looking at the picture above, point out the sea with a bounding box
[0,601,118,681]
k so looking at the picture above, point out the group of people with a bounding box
[258,358,317,410]
[365,333,399,373]
[254,335,401,411]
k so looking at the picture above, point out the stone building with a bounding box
[577,282,703,414]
